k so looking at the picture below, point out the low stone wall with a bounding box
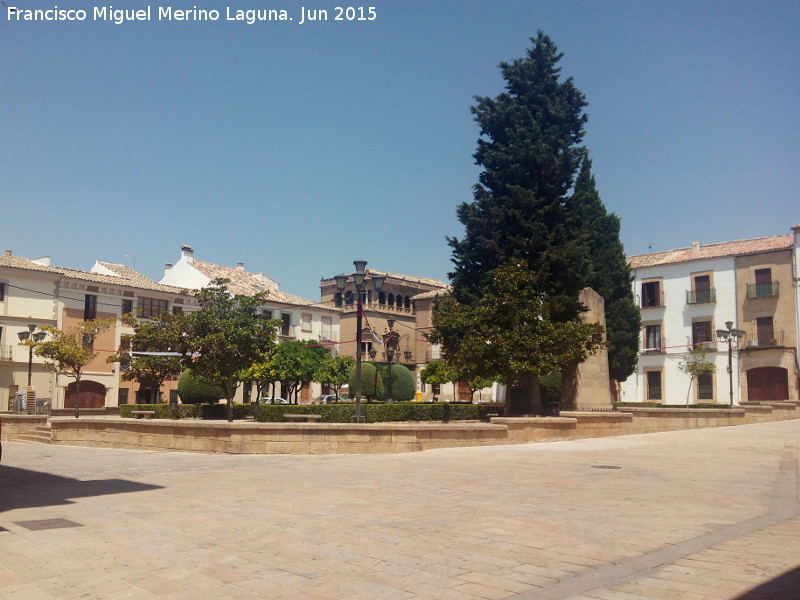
[0,415,48,440]
[2,402,798,454]
[46,418,510,454]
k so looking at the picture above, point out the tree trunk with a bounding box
[74,375,81,418]
[507,373,543,415]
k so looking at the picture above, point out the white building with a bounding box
[620,231,799,405]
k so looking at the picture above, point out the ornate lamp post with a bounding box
[716,320,745,407]
[382,318,400,403]
[17,324,47,387]
[335,261,385,422]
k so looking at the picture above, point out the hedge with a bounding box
[255,401,492,423]
[119,403,251,420]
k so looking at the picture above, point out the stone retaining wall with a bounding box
[1,401,797,454]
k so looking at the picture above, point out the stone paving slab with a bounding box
[1,420,798,599]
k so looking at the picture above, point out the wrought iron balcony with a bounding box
[686,288,716,305]
[746,281,779,299]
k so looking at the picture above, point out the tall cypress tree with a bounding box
[448,31,591,323]
[569,154,640,382]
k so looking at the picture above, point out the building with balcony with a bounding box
[320,269,447,392]
[0,250,197,411]
[620,227,799,405]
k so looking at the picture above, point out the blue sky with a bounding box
[2,0,798,301]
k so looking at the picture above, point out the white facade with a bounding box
[620,255,742,405]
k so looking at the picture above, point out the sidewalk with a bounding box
[1,420,798,599]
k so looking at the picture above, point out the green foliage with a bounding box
[168,279,279,421]
[272,340,330,403]
[315,355,356,398]
[177,370,225,404]
[445,32,640,390]
[420,360,457,388]
[35,318,116,417]
[255,402,492,423]
[348,362,384,402]
[120,402,251,420]
[107,314,184,404]
[569,156,640,381]
[448,31,590,321]
[431,264,605,386]
[380,363,415,402]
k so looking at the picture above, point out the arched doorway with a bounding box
[747,367,789,401]
[65,380,106,409]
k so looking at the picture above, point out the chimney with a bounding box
[4,250,11,257]
[180,244,194,262]
[236,262,245,270]
[691,241,700,253]
[164,263,173,275]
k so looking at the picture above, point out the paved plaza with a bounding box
[1,420,799,600]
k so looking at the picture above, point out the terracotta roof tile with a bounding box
[627,234,793,269]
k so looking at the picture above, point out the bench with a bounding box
[283,414,322,423]
[131,411,155,419]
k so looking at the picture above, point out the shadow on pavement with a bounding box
[732,565,800,599]
[0,465,163,513]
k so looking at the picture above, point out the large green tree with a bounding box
[315,354,356,399]
[569,155,640,381]
[444,32,636,410]
[448,31,591,322]
[431,264,604,414]
[272,340,329,403]
[170,280,278,421]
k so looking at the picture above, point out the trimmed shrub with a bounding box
[380,364,415,402]
[177,370,225,404]
[348,362,384,401]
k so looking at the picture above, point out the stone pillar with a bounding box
[560,288,613,411]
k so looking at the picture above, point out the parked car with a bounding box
[260,397,288,405]
[315,395,339,404]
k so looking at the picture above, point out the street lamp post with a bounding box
[17,324,47,388]
[382,318,400,403]
[335,261,385,422]
[716,320,745,407]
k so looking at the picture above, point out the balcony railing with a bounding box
[686,288,716,305]
[746,281,779,299]
[743,331,784,349]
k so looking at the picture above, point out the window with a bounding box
[378,292,386,305]
[84,294,97,321]
[122,299,133,315]
[396,295,403,308]
[344,291,354,305]
[756,317,775,346]
[361,341,373,355]
[0,282,5,301]
[334,292,343,307]
[169,390,178,403]
[137,297,168,319]
[320,316,332,340]
[692,321,713,348]
[748,268,778,298]
[698,373,713,400]
[172,306,183,315]
[118,388,129,405]
[641,281,662,308]
[688,275,715,304]
[646,371,662,401]
[281,313,292,337]
[645,324,662,351]
[301,313,312,333]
